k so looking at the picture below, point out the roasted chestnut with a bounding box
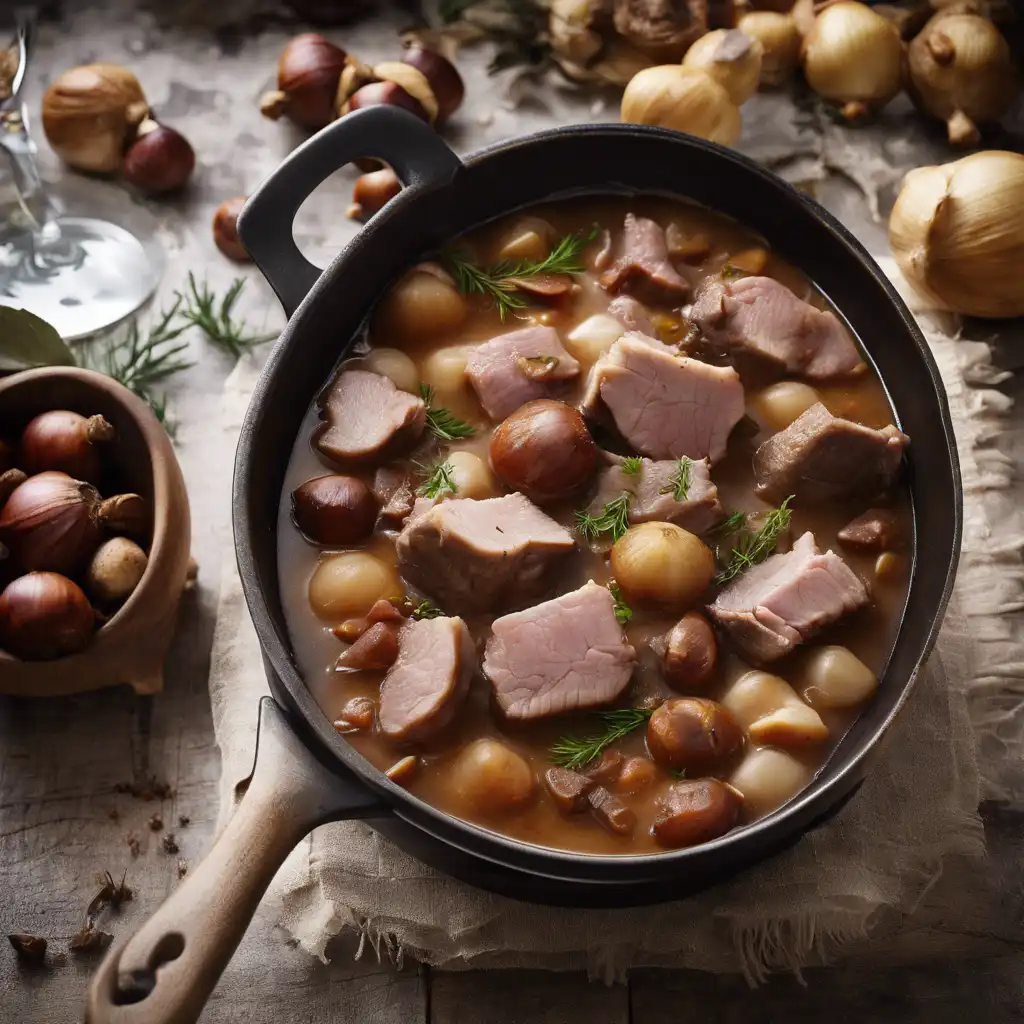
[660,611,718,690]
[652,778,741,849]
[123,122,195,195]
[646,697,744,773]
[489,400,597,503]
[260,33,347,130]
[212,196,249,262]
[291,475,377,546]
[401,44,464,120]
[20,410,113,485]
[346,81,429,122]
[0,571,96,660]
[348,169,401,221]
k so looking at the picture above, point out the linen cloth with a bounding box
[207,253,1023,979]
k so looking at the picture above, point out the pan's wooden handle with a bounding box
[85,698,383,1024]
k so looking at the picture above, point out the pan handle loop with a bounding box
[85,698,383,1024]
[237,105,463,317]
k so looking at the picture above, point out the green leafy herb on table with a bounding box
[661,456,693,502]
[549,708,654,770]
[417,460,458,500]
[574,492,631,544]
[176,273,275,358]
[419,384,476,441]
[442,226,597,320]
[608,580,632,625]
[0,307,76,370]
[714,497,795,586]
[620,456,643,476]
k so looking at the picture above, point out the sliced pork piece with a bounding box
[582,333,744,463]
[589,455,722,535]
[396,492,575,615]
[754,403,909,503]
[378,616,475,743]
[600,213,691,304]
[837,507,906,552]
[690,276,864,380]
[465,326,580,422]
[608,295,655,335]
[710,532,869,663]
[484,580,636,720]
[372,465,415,529]
[315,370,426,466]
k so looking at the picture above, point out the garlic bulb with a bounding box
[802,2,903,120]
[907,11,1015,148]
[738,11,801,87]
[889,151,1024,319]
[681,29,763,106]
[42,64,149,173]
[549,0,605,65]
[621,65,741,146]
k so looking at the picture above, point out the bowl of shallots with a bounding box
[0,367,190,696]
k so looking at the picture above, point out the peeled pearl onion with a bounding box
[682,29,763,106]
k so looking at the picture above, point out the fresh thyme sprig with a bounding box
[620,456,643,477]
[442,226,597,321]
[714,496,795,586]
[410,599,444,620]
[712,510,747,536]
[419,384,476,441]
[608,580,633,625]
[176,273,276,358]
[550,708,654,770]
[417,460,458,500]
[661,456,693,502]
[574,492,631,543]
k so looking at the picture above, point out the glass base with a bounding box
[0,215,159,341]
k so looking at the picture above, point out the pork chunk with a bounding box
[589,454,722,535]
[583,333,744,463]
[379,616,475,743]
[690,276,864,380]
[315,370,426,466]
[484,580,636,720]
[600,213,691,304]
[608,295,655,335]
[466,326,580,422]
[710,532,869,663]
[396,493,575,616]
[837,507,906,552]
[754,402,909,503]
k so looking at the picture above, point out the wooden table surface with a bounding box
[1,4,1022,1022]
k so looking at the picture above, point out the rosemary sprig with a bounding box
[608,581,632,625]
[712,510,747,536]
[417,460,457,500]
[442,226,597,321]
[620,456,643,477]
[714,496,795,586]
[661,456,693,502]
[550,708,654,770]
[419,384,476,441]
[574,492,631,543]
[177,273,275,358]
[410,599,444,620]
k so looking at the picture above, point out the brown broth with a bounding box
[276,196,912,856]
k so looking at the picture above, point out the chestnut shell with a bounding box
[291,474,378,546]
[646,696,744,773]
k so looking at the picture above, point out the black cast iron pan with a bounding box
[87,106,961,1023]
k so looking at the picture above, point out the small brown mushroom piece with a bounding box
[658,611,718,691]
[544,766,595,814]
[585,748,625,786]
[335,622,400,672]
[652,778,741,849]
[616,756,658,794]
[613,0,708,61]
[837,507,905,552]
[646,697,744,773]
[588,785,637,836]
[333,696,376,733]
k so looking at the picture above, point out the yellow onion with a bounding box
[0,572,95,661]
[738,11,801,87]
[907,11,1015,148]
[889,151,1024,318]
[682,29,763,105]
[42,64,149,173]
[549,0,605,65]
[621,65,741,146]
[802,2,903,120]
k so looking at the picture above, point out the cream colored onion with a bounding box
[42,63,149,173]
[907,12,1015,148]
[802,2,903,120]
[889,150,1024,319]
[682,29,763,106]
[738,11,801,87]
[548,0,605,65]
[621,65,741,146]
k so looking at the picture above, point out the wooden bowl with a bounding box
[0,367,191,696]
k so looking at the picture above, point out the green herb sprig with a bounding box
[177,273,275,358]
[419,384,476,441]
[608,581,632,625]
[417,460,458,500]
[714,497,795,586]
[410,599,444,620]
[661,456,693,502]
[574,492,631,543]
[442,226,597,320]
[620,456,643,477]
[550,708,654,770]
